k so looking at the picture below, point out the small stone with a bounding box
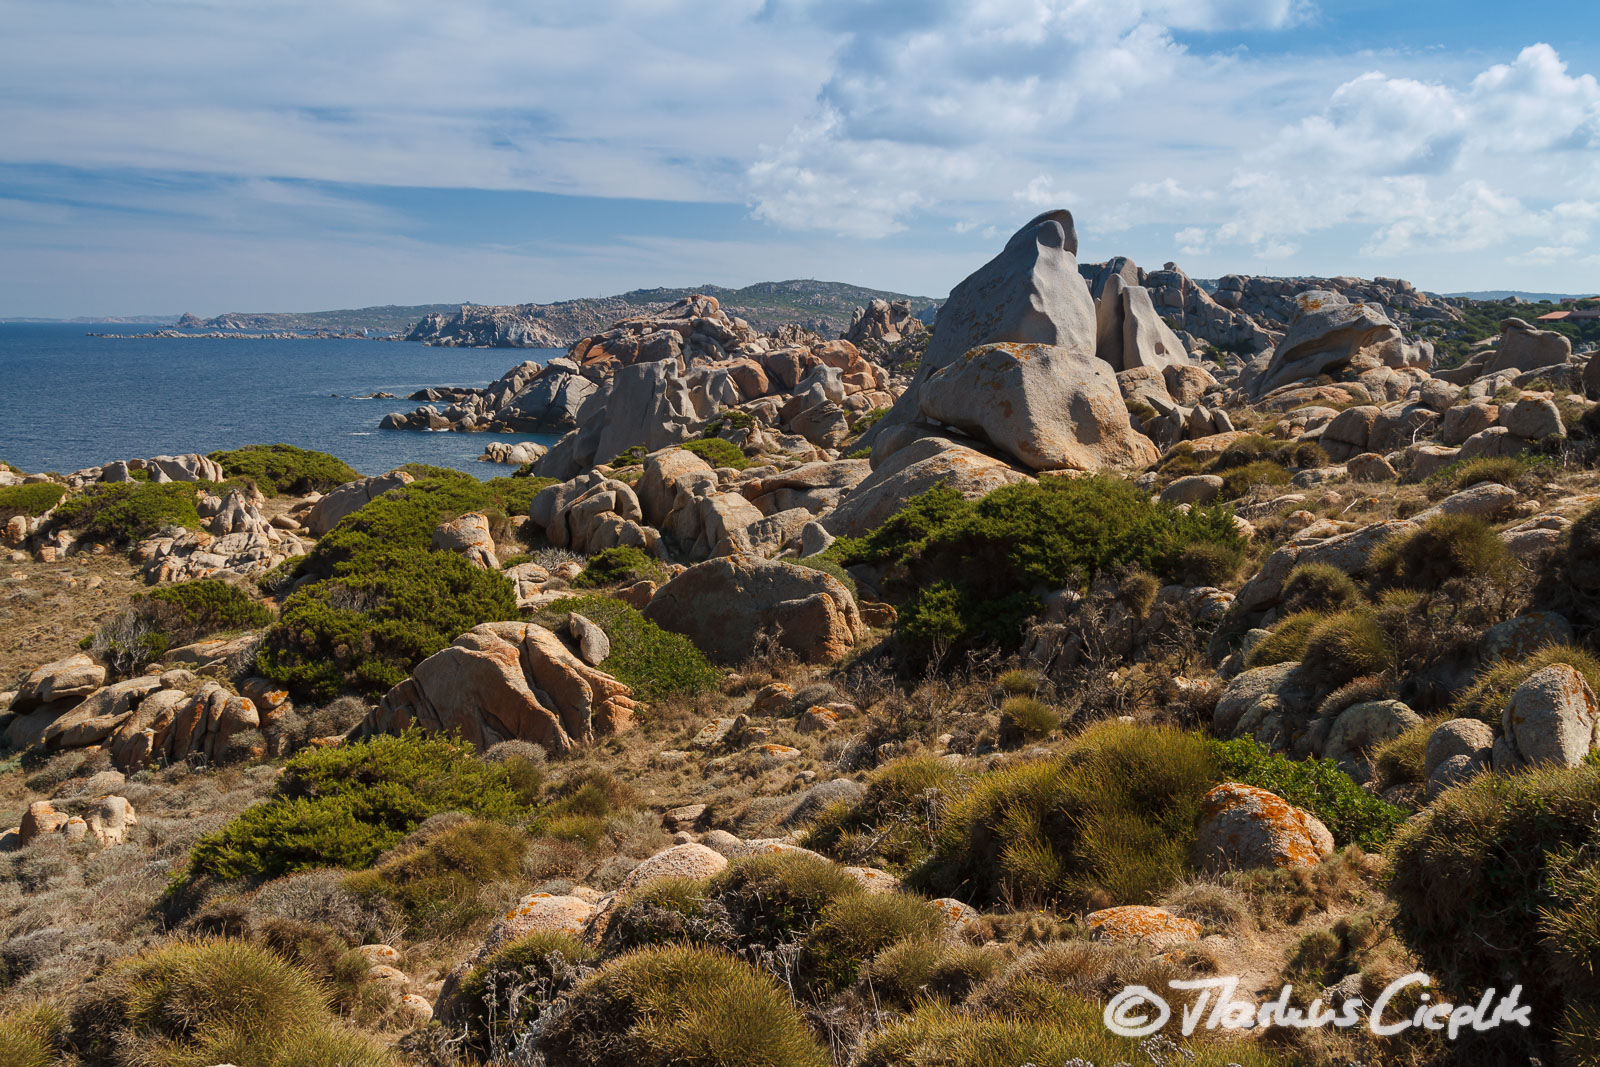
[1086,905,1201,948]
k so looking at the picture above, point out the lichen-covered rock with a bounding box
[1498,663,1600,770]
[10,653,105,713]
[1324,700,1423,778]
[1086,905,1201,948]
[1423,718,1495,799]
[617,843,728,894]
[431,512,499,569]
[823,435,1031,538]
[1192,782,1334,873]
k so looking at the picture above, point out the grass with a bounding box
[1425,453,1548,494]
[1367,513,1519,594]
[803,754,970,872]
[709,851,863,945]
[998,695,1058,744]
[797,891,947,995]
[1390,762,1600,1061]
[344,818,528,939]
[0,1003,65,1067]
[179,730,535,887]
[208,443,360,497]
[914,721,1218,910]
[74,938,395,1067]
[542,595,722,700]
[0,482,66,522]
[538,944,829,1067]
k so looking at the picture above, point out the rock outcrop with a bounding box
[365,622,640,754]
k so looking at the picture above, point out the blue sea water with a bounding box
[0,324,561,478]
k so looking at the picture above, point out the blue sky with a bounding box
[1,0,1597,317]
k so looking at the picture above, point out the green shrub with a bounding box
[74,938,395,1067]
[209,444,360,497]
[1368,513,1519,593]
[798,892,947,996]
[803,754,969,872]
[539,945,828,1067]
[997,695,1057,744]
[1174,540,1244,585]
[1279,563,1363,615]
[454,931,597,1053]
[835,478,1243,656]
[682,437,749,470]
[600,877,712,954]
[344,819,528,938]
[1390,763,1600,1061]
[709,851,862,945]
[257,553,307,597]
[52,481,202,542]
[0,1003,65,1067]
[181,731,533,885]
[572,546,665,588]
[258,547,515,699]
[89,578,272,675]
[1208,737,1406,850]
[256,470,523,699]
[149,578,272,633]
[914,721,1217,910]
[542,595,721,700]
[0,482,66,522]
[852,407,890,434]
[793,555,857,598]
[1452,642,1600,722]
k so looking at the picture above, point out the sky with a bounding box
[1,0,1598,318]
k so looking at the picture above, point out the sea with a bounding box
[0,324,562,479]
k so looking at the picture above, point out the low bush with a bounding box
[453,931,597,1054]
[1208,737,1406,850]
[542,595,721,700]
[538,944,828,1067]
[52,481,202,543]
[709,851,862,945]
[862,938,1000,1008]
[682,437,749,470]
[70,938,394,1067]
[997,695,1057,744]
[88,578,271,674]
[1218,458,1292,498]
[1297,608,1391,690]
[181,730,534,886]
[914,721,1217,910]
[1370,713,1449,789]
[834,478,1243,656]
[798,891,947,995]
[1244,610,1319,668]
[345,818,528,939]
[803,754,969,872]
[1279,563,1363,615]
[0,482,66,522]
[1368,513,1519,594]
[1390,763,1600,1062]
[1452,642,1600,722]
[599,877,712,954]
[208,444,360,497]
[572,546,665,588]
[997,668,1039,696]
[1427,453,1545,494]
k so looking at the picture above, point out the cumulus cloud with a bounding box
[1179,44,1600,262]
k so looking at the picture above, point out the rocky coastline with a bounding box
[6,209,1600,1066]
